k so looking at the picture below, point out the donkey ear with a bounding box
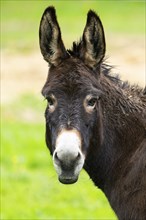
[80,10,106,70]
[39,6,69,66]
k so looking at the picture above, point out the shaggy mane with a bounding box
[68,41,146,101]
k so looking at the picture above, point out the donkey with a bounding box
[39,6,146,220]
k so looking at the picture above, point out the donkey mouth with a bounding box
[58,173,78,184]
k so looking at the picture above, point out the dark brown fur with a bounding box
[39,6,146,220]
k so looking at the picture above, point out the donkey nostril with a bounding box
[76,152,81,160]
[54,152,59,161]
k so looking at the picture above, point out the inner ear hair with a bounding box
[81,10,106,70]
[39,6,69,66]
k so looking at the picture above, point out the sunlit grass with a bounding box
[1,94,117,219]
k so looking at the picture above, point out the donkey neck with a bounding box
[101,75,145,147]
[84,75,145,190]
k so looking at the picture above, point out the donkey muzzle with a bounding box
[53,129,85,184]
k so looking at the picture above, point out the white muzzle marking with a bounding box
[53,129,85,184]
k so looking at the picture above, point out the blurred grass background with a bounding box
[1,1,145,219]
[1,0,145,52]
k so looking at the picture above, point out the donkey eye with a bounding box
[84,95,98,113]
[46,95,57,113]
[87,98,97,107]
[47,97,54,106]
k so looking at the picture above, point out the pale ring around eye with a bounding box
[47,94,57,113]
[84,95,99,113]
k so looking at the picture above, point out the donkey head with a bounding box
[39,7,105,184]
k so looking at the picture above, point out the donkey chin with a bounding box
[53,129,85,184]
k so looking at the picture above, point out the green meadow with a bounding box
[1,1,145,219]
